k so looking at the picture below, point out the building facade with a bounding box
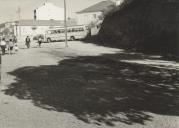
[76,0,116,25]
[76,0,125,25]
[34,2,64,20]
[13,20,77,41]
[0,2,78,41]
[77,12,103,25]
[114,0,124,6]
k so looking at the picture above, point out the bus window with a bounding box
[77,28,81,32]
[47,31,51,34]
[61,29,65,33]
[51,30,56,34]
[72,28,75,32]
[79,27,84,31]
[75,28,80,32]
[55,30,58,34]
[67,28,71,32]
[74,28,77,32]
[57,30,61,33]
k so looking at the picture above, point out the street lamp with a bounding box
[64,0,68,47]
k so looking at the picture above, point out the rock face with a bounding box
[99,0,179,57]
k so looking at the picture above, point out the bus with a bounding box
[45,25,89,43]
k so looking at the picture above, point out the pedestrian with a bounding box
[13,36,17,44]
[38,36,43,48]
[0,38,6,55]
[5,36,10,52]
[14,43,18,52]
[4,35,9,51]
[25,36,31,49]
[9,39,14,54]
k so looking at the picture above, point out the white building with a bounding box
[13,19,77,41]
[34,2,64,20]
[76,0,116,25]
[113,0,124,6]
[76,0,125,25]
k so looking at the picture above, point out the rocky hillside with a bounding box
[98,0,179,58]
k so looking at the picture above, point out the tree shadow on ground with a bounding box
[3,53,179,126]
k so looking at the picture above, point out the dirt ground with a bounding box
[0,41,179,128]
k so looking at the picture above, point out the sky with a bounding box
[0,0,105,23]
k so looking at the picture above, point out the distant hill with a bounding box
[97,0,179,58]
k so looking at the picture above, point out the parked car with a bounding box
[33,34,44,41]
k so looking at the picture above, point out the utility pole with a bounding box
[64,0,68,47]
[17,6,21,38]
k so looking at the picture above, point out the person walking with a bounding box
[14,43,18,52]
[25,36,31,49]
[5,36,9,52]
[13,36,17,44]
[9,39,14,54]
[38,36,43,48]
[0,38,6,55]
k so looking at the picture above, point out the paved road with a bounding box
[0,41,179,128]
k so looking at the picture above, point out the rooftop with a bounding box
[77,0,115,14]
[16,20,77,26]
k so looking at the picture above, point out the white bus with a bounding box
[45,25,89,42]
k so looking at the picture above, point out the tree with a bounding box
[2,28,11,35]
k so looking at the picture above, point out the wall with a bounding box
[77,12,102,25]
[35,3,64,20]
[115,0,125,6]
[14,25,62,42]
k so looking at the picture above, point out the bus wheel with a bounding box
[47,38,51,43]
[70,36,75,41]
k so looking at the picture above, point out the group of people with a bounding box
[0,36,18,55]
[25,36,43,49]
[0,35,43,55]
